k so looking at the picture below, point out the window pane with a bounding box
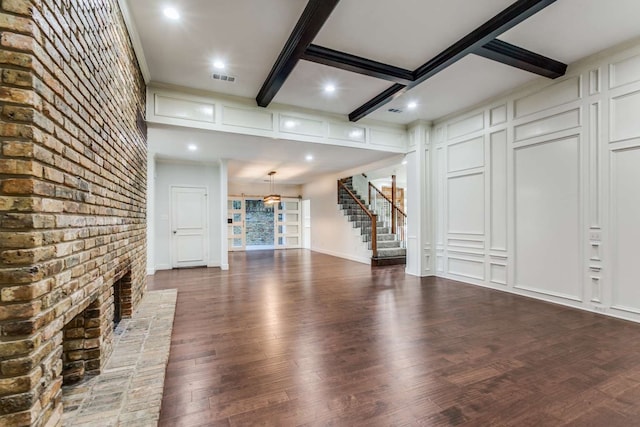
[233,213,242,222]
[232,238,242,247]
[233,226,242,235]
[232,200,242,209]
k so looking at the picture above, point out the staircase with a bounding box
[338,177,406,266]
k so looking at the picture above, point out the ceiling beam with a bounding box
[301,44,415,85]
[256,0,340,108]
[349,0,558,122]
[475,38,567,78]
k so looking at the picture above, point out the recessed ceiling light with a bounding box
[213,60,225,70]
[348,129,363,139]
[402,160,408,165]
[324,83,336,93]
[305,154,314,161]
[163,7,180,20]
[188,144,197,151]
[407,101,418,110]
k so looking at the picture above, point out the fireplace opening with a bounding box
[61,297,102,385]
[114,278,122,326]
[61,268,132,386]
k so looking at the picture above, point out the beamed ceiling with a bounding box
[128,0,640,124]
[127,0,640,125]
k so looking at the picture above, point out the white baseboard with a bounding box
[146,267,156,276]
[310,248,370,265]
[155,264,171,271]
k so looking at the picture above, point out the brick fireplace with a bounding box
[0,1,147,426]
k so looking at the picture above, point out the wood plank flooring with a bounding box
[148,250,640,426]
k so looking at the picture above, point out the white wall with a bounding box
[302,174,371,264]
[154,160,223,270]
[429,39,640,323]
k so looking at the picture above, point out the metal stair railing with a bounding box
[368,182,407,248]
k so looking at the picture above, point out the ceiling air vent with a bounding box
[387,108,403,113]
[212,73,236,83]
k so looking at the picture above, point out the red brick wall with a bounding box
[0,0,146,425]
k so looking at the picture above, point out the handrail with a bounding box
[369,181,406,236]
[369,182,406,216]
[338,179,377,257]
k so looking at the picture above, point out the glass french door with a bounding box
[228,197,302,251]
[275,198,301,249]
[227,198,245,251]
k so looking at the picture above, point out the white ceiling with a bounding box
[128,0,640,182]
[148,124,402,185]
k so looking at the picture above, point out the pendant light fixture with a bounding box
[263,171,281,205]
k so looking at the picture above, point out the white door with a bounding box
[302,199,311,249]
[171,186,208,268]
[227,198,245,251]
[275,198,301,249]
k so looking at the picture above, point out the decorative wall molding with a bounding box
[146,85,408,153]
[431,37,640,324]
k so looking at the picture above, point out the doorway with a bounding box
[245,199,275,250]
[227,197,302,251]
[171,186,208,268]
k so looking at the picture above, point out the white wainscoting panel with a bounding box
[223,106,272,130]
[448,173,484,235]
[589,69,601,95]
[370,128,408,148]
[328,123,366,143]
[514,77,581,118]
[490,105,507,126]
[611,147,640,313]
[609,54,640,89]
[436,146,446,246]
[155,94,215,123]
[280,115,324,137]
[490,263,507,285]
[514,108,581,142]
[448,256,485,281]
[610,90,640,142]
[514,136,582,300]
[447,112,484,140]
[589,102,601,228]
[447,136,484,173]
[490,130,508,251]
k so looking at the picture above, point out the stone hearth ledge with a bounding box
[61,289,178,426]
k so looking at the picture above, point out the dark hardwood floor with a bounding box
[149,250,640,426]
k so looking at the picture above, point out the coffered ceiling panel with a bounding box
[128,0,307,97]
[314,0,514,70]
[367,55,537,124]
[499,0,640,63]
[272,61,393,116]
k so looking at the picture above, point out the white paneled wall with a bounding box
[431,40,640,323]
[147,86,407,153]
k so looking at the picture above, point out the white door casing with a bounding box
[302,199,311,249]
[227,198,245,251]
[275,198,302,249]
[171,186,208,268]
